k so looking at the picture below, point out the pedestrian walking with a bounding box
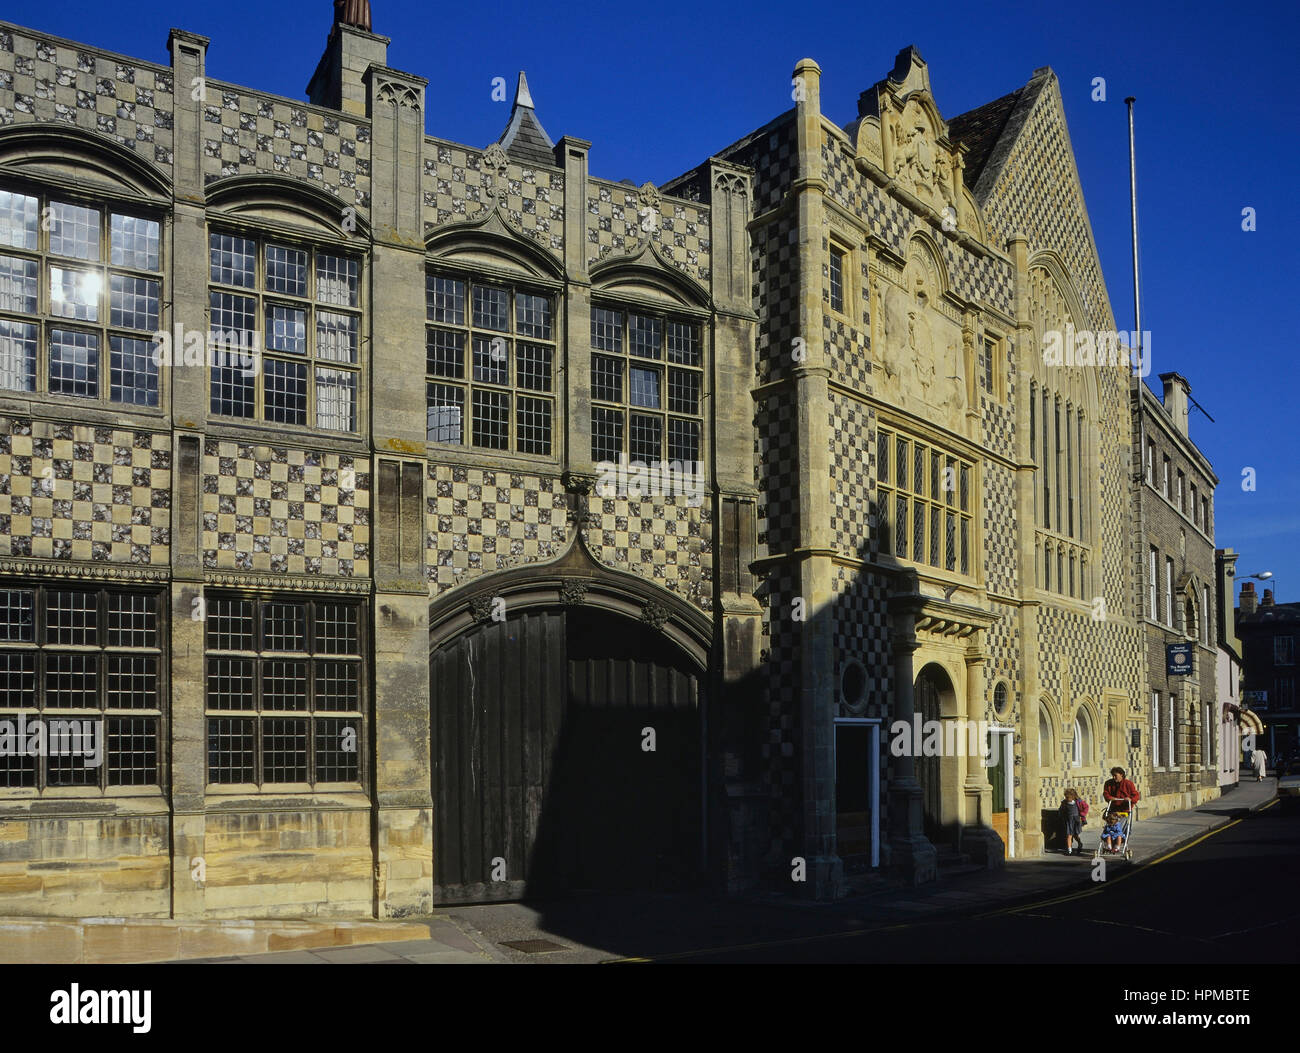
[1252,747,1268,781]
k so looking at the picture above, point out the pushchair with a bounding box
[1092,802,1136,862]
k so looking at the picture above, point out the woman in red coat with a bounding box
[1103,766,1141,813]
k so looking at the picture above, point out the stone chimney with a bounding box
[1240,581,1257,616]
[1159,372,1191,437]
[1263,589,1275,607]
[307,5,389,117]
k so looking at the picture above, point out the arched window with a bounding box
[1027,262,1097,601]
[1038,703,1054,768]
[1073,709,1094,768]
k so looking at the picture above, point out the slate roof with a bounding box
[946,87,1024,189]
[496,72,556,167]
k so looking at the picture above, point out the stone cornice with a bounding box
[0,559,168,583]
[204,571,372,594]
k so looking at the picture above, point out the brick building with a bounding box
[0,5,1227,917]
[1132,373,1219,814]
[1237,583,1298,762]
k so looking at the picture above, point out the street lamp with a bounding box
[1238,570,1277,601]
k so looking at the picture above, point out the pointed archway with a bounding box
[427,532,712,903]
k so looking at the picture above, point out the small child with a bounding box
[1059,788,1084,855]
[1101,807,1126,854]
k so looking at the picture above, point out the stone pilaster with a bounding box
[789,58,841,900]
[365,61,432,916]
[961,642,1003,866]
[707,160,764,891]
[1010,231,1045,855]
[164,29,212,917]
[558,136,592,471]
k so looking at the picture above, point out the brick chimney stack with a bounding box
[1159,372,1192,438]
[1241,581,1257,615]
[1262,589,1274,607]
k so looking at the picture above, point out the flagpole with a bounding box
[1125,96,1142,371]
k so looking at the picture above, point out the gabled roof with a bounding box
[495,72,555,167]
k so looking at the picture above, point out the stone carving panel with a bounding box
[875,242,966,431]
[890,99,956,213]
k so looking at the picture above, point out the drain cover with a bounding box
[500,938,567,954]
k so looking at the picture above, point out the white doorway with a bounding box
[986,726,1016,859]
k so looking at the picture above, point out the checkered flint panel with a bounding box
[828,391,873,559]
[424,141,564,256]
[755,390,799,557]
[426,464,568,595]
[0,28,176,171]
[584,493,713,612]
[201,440,369,577]
[199,85,370,210]
[760,561,803,859]
[0,415,170,564]
[585,178,711,284]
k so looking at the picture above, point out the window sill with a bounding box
[0,392,168,427]
[204,416,371,450]
[203,788,371,811]
[425,442,561,475]
[0,790,168,816]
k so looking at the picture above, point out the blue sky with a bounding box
[8,0,1298,603]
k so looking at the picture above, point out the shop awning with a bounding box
[1239,709,1265,736]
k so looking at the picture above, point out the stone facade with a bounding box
[0,11,1227,916]
[683,47,1202,892]
[0,11,754,917]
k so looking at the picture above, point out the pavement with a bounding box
[182,774,1278,964]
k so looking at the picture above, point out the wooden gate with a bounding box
[431,605,703,903]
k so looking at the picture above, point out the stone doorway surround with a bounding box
[886,569,1001,883]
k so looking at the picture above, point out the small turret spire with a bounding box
[494,70,556,166]
[514,72,535,110]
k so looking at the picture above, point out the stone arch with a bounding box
[0,123,171,199]
[589,239,711,311]
[914,661,960,843]
[1037,694,1061,770]
[427,530,711,671]
[905,231,949,304]
[427,532,711,901]
[425,203,565,283]
[206,173,368,239]
[1071,697,1102,771]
